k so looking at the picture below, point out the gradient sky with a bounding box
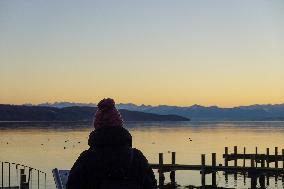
[0,0,284,107]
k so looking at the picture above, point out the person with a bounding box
[67,98,157,189]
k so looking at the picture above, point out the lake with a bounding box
[0,121,284,189]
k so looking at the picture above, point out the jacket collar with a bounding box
[88,127,132,148]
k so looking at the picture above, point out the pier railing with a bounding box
[0,161,46,189]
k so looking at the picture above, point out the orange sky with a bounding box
[0,1,283,107]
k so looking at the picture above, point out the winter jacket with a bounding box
[67,127,157,189]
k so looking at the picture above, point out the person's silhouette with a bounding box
[67,98,157,189]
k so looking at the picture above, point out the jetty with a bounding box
[151,146,284,189]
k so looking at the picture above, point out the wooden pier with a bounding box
[150,146,284,189]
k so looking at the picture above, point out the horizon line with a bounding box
[2,101,284,109]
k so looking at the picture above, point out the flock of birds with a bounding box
[1,137,193,151]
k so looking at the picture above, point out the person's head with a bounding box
[93,98,123,129]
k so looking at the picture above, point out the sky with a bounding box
[0,0,284,107]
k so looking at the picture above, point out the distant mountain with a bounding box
[117,103,284,121]
[24,102,284,121]
[0,105,189,122]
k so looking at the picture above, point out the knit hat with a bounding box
[93,98,123,129]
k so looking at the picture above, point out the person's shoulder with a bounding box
[132,148,149,162]
[132,148,144,156]
[76,148,95,162]
[79,149,91,156]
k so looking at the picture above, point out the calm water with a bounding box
[0,121,284,189]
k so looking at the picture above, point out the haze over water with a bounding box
[1,121,284,189]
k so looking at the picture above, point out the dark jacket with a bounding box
[67,127,157,189]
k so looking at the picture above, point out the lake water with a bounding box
[0,121,284,189]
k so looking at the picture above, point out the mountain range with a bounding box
[25,102,284,121]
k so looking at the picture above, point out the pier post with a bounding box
[212,153,216,187]
[282,149,284,188]
[261,156,265,167]
[170,152,176,185]
[224,147,228,166]
[201,154,206,187]
[20,169,28,189]
[20,168,24,175]
[45,173,47,189]
[20,175,26,189]
[250,155,257,189]
[266,148,270,167]
[243,147,246,185]
[243,147,246,167]
[274,147,278,183]
[275,147,278,168]
[259,158,265,188]
[255,147,258,167]
[250,155,255,168]
[158,153,164,189]
[224,147,228,184]
[282,149,284,169]
[266,148,270,186]
[8,163,10,189]
[234,146,238,167]
[38,170,40,189]
[234,146,238,182]
[2,162,3,189]
[243,170,246,185]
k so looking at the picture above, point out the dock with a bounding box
[150,146,284,189]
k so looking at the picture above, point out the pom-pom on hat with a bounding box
[93,98,123,129]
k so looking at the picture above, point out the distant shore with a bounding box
[0,104,190,122]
